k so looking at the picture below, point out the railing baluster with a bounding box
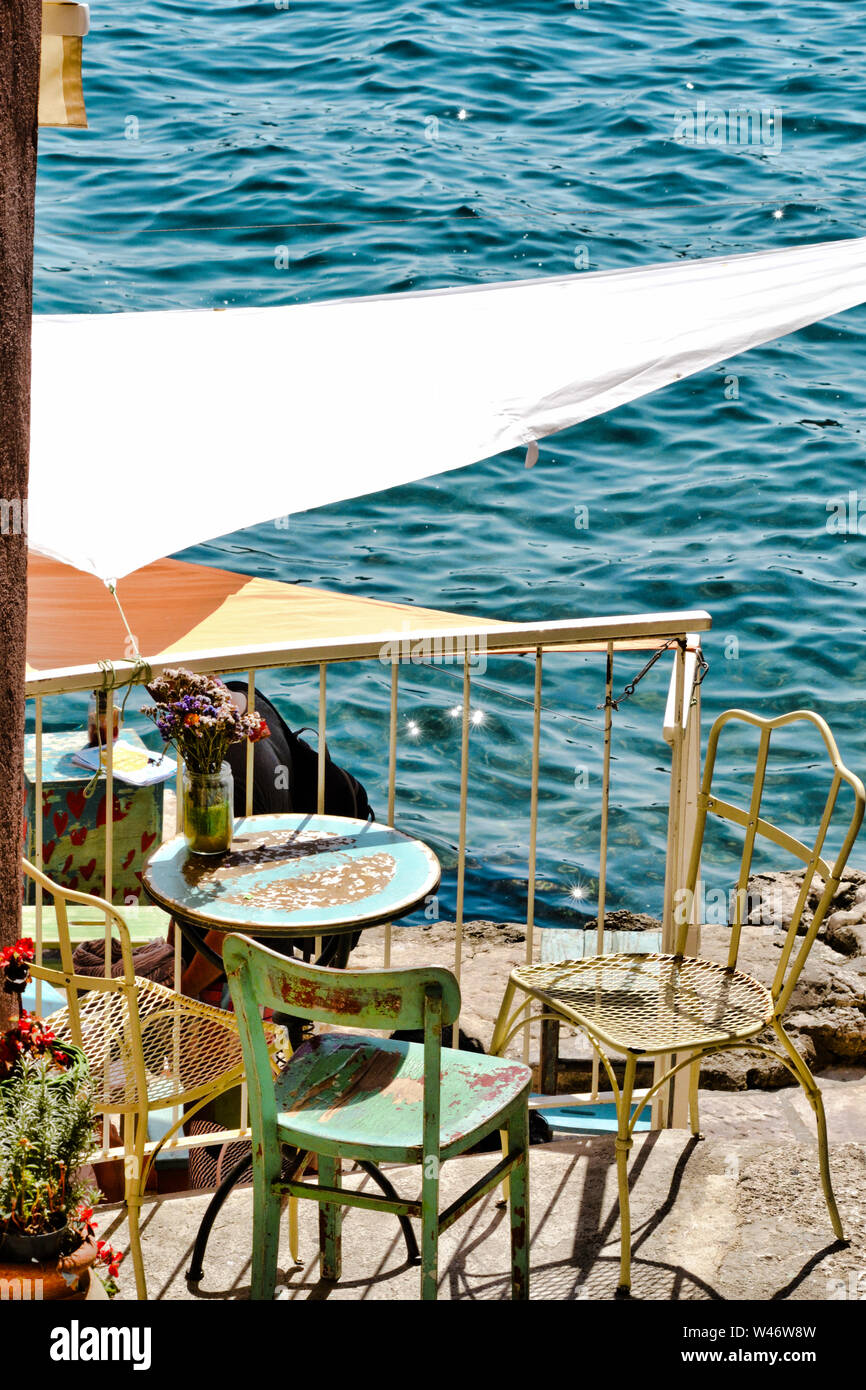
[34,696,43,1017]
[245,668,255,818]
[591,644,614,1101]
[104,687,114,908]
[655,640,687,1129]
[384,660,399,969]
[524,649,542,1064]
[103,688,115,1154]
[453,655,471,1048]
[315,663,327,959]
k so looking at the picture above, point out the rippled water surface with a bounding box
[33,0,866,925]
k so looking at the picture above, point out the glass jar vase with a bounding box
[182,763,234,855]
[86,690,120,747]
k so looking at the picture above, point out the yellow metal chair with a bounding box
[490,709,865,1295]
[23,858,274,1301]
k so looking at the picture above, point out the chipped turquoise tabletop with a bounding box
[141,813,441,937]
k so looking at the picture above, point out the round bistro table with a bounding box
[141,811,441,1281]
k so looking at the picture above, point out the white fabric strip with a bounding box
[29,235,866,580]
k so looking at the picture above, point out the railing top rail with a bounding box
[24,609,711,697]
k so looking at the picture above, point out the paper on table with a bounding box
[71,740,176,788]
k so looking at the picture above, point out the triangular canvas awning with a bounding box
[29,236,866,582]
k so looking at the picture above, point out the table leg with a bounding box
[187,1150,256,1284]
[187,1151,419,1283]
[357,1162,420,1264]
[186,1147,306,1285]
[174,916,224,972]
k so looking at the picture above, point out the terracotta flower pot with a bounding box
[0,1231,98,1301]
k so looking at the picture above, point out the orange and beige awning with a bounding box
[25,552,500,685]
[25,553,710,695]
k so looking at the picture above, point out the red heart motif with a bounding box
[43,839,56,864]
[79,858,96,881]
[69,826,87,847]
[53,811,68,837]
[96,794,125,829]
[62,855,74,876]
[141,830,157,854]
[67,789,86,819]
[122,849,135,871]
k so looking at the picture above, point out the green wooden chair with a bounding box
[223,933,532,1301]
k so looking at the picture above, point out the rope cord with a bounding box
[82,586,154,798]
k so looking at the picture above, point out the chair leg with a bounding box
[490,978,517,1057]
[421,1154,440,1301]
[688,1053,702,1138]
[615,1054,637,1296]
[318,1155,342,1281]
[498,1129,510,1205]
[773,1019,844,1240]
[507,1104,530,1301]
[288,1196,301,1266]
[124,1117,148,1302]
[250,1141,283,1301]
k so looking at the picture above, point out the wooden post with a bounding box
[0,0,40,1031]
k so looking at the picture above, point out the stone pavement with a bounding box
[102,1089,866,1301]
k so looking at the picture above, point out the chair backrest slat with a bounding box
[21,859,150,1110]
[679,710,865,1010]
[223,935,460,1032]
[223,934,461,1163]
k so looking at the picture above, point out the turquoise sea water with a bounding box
[33,0,866,927]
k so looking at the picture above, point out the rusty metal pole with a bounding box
[0,1,40,1030]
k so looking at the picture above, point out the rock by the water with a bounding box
[698,868,866,1088]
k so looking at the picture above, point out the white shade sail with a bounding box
[29,235,866,582]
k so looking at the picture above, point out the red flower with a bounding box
[0,936,35,968]
[250,718,271,743]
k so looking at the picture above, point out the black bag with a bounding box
[223,682,374,821]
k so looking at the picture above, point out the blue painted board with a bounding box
[536,1099,651,1134]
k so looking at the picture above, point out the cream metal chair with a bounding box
[23,858,275,1300]
[490,709,865,1295]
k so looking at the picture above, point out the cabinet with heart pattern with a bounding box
[23,730,164,904]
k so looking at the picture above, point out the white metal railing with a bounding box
[24,607,710,1139]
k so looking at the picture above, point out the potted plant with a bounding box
[0,939,124,1300]
[142,669,269,854]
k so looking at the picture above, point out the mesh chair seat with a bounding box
[512,952,774,1055]
[45,977,273,1109]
